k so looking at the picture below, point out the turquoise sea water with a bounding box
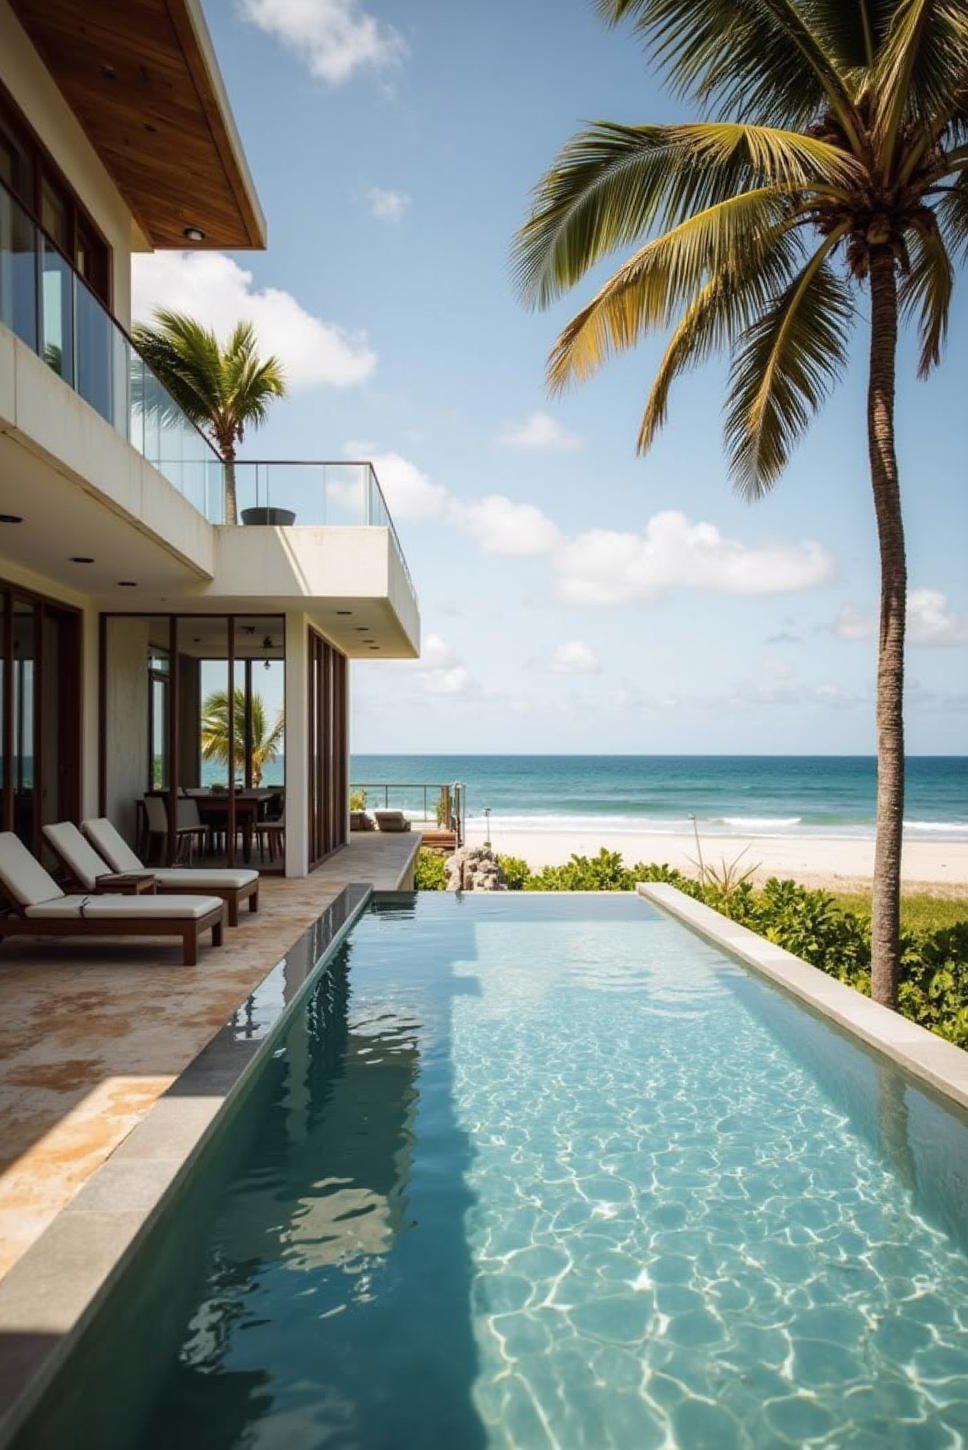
[21,894,968,1449]
[351,754,968,841]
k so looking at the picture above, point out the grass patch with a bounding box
[829,892,968,934]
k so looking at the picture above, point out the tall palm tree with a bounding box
[515,0,968,1009]
[201,689,285,787]
[132,310,285,524]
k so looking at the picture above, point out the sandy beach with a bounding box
[463,823,968,894]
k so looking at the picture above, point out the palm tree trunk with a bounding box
[223,443,238,526]
[867,248,907,1009]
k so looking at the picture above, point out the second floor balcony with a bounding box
[0,175,415,605]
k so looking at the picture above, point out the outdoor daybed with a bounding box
[0,833,225,966]
[73,819,259,926]
[373,810,412,833]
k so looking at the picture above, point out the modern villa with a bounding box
[0,0,419,881]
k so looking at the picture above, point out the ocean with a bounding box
[349,755,968,843]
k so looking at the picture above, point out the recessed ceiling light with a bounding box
[98,62,116,79]
[69,555,94,563]
[0,514,23,524]
[118,580,138,587]
[336,609,352,616]
[355,626,368,631]
[183,225,205,242]
[368,645,379,651]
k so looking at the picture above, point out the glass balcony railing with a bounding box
[231,461,415,590]
[0,174,223,519]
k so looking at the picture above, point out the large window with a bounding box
[0,81,111,308]
[101,615,286,871]
[0,580,81,859]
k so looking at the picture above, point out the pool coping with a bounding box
[638,882,968,1115]
[0,883,373,1448]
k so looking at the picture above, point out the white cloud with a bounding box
[238,0,406,84]
[555,510,834,606]
[132,251,375,389]
[550,640,602,675]
[499,412,580,452]
[344,444,449,519]
[454,494,561,557]
[416,634,472,695]
[835,589,968,646]
[368,187,410,222]
[908,589,968,645]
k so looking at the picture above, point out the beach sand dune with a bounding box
[463,824,968,895]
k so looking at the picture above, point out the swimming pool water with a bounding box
[19,894,968,1449]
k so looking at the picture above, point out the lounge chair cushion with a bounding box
[80,819,143,874]
[155,869,258,889]
[24,893,223,921]
[42,822,112,891]
[374,811,411,833]
[0,832,65,908]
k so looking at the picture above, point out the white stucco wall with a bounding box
[0,0,144,324]
[102,616,151,847]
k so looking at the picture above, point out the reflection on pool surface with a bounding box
[18,893,968,1449]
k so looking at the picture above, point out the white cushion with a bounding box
[80,819,143,874]
[155,869,258,889]
[25,893,223,922]
[43,822,111,891]
[0,832,64,907]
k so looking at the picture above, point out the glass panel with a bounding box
[0,112,34,208]
[150,677,168,789]
[75,277,114,423]
[0,591,5,806]
[40,238,73,383]
[12,600,36,848]
[40,177,69,252]
[0,183,37,348]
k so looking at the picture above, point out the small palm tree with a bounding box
[201,689,285,787]
[132,310,285,524]
[515,0,968,1010]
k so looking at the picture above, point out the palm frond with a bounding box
[638,225,806,451]
[546,187,788,392]
[810,0,895,70]
[936,173,968,260]
[899,220,954,374]
[597,0,861,140]
[514,120,854,307]
[873,0,968,164]
[725,228,854,496]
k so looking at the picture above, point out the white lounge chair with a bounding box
[0,833,225,966]
[79,818,259,926]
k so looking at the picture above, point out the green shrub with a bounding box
[414,848,448,891]
[497,854,532,890]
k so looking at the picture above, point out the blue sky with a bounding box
[136,0,967,755]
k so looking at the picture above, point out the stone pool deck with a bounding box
[0,832,419,1286]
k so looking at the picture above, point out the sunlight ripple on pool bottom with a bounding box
[18,894,968,1450]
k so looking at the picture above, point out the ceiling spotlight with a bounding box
[117,580,138,587]
[368,645,379,651]
[355,626,368,631]
[336,609,352,616]
[0,514,23,524]
[70,556,94,563]
[183,225,205,242]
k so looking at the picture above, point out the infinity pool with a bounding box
[17,894,968,1449]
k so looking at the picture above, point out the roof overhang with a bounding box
[9,0,266,249]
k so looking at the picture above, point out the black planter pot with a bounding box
[241,507,296,526]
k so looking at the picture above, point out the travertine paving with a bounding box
[0,833,418,1282]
